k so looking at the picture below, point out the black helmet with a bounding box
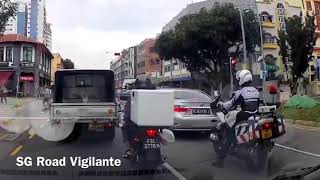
[134,75,155,89]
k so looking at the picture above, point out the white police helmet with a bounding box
[236,70,253,86]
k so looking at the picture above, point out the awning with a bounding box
[0,71,14,85]
[172,76,192,81]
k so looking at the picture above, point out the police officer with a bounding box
[212,70,260,167]
[122,75,156,158]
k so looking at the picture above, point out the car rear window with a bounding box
[175,90,212,102]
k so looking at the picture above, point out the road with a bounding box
[0,99,320,180]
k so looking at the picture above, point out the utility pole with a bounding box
[230,57,234,97]
[238,8,248,69]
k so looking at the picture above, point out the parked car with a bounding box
[164,88,219,131]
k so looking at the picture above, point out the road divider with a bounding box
[275,143,320,158]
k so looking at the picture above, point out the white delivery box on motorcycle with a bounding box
[130,89,175,126]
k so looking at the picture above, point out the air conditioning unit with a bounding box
[9,62,14,66]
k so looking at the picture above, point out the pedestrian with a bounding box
[42,85,51,110]
[0,85,8,104]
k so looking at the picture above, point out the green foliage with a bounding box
[62,59,75,69]
[277,13,317,94]
[155,3,260,85]
[0,0,18,34]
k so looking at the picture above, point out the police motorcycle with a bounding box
[209,91,286,171]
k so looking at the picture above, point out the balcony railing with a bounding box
[263,43,278,49]
[262,21,276,28]
[20,62,35,68]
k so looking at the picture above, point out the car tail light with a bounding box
[105,123,112,128]
[146,129,158,138]
[174,105,191,113]
[263,122,272,129]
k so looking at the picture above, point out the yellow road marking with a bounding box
[10,145,23,156]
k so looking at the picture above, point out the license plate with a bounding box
[261,129,272,139]
[192,109,210,114]
[88,123,104,131]
[143,138,161,149]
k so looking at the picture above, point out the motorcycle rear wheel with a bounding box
[246,146,268,172]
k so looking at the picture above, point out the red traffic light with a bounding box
[231,58,239,65]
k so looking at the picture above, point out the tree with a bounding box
[62,59,75,69]
[155,3,260,92]
[0,0,18,34]
[277,13,317,95]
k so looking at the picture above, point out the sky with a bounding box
[46,0,204,69]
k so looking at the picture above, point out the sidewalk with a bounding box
[0,97,34,117]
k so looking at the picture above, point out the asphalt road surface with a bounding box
[0,99,320,180]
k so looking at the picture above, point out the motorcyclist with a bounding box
[212,69,260,168]
[122,75,156,158]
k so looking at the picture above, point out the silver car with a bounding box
[169,89,219,131]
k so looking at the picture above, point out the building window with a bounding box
[264,33,275,44]
[277,3,286,31]
[22,46,33,62]
[138,61,145,68]
[6,47,13,62]
[260,12,273,22]
[0,47,4,62]
[306,1,312,10]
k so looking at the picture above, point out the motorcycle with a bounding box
[120,120,175,168]
[209,91,286,172]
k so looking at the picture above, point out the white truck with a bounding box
[48,69,119,143]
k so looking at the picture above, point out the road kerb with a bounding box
[285,119,320,128]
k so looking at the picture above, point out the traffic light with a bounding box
[266,64,280,72]
[114,53,121,56]
[230,57,239,75]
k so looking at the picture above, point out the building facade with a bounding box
[0,34,53,97]
[302,0,320,82]
[4,0,52,51]
[51,53,63,84]
[5,1,28,36]
[257,0,302,81]
[110,57,122,89]
[136,39,162,78]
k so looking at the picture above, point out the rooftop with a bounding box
[0,34,53,57]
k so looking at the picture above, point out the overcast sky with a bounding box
[46,0,203,69]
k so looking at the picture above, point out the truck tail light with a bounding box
[106,107,115,116]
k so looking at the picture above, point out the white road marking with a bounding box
[0,117,49,120]
[162,162,188,180]
[275,143,320,158]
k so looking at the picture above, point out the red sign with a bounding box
[20,76,34,82]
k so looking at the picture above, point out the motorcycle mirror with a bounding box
[213,91,220,97]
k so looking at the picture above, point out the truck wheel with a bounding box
[58,123,81,143]
[105,127,115,141]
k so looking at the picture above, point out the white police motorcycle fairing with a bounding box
[210,91,286,172]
